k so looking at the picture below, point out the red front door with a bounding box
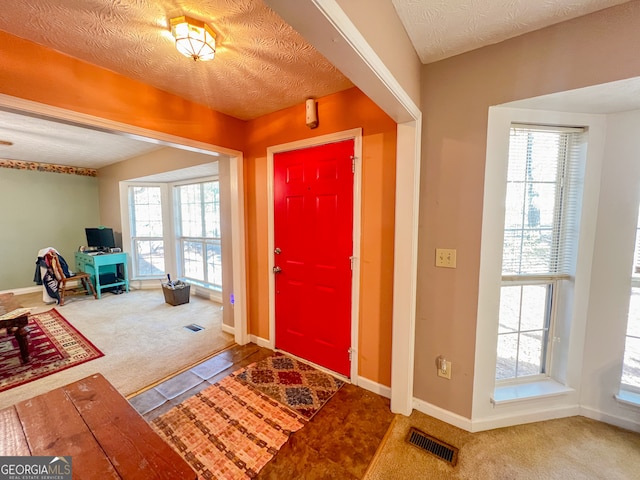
[274,139,354,376]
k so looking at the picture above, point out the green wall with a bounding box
[0,168,99,290]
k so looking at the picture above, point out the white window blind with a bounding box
[501,125,585,278]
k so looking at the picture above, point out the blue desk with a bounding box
[75,252,129,299]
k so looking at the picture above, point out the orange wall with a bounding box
[245,88,397,385]
[0,32,397,386]
[0,31,245,150]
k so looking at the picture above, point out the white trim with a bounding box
[267,128,362,382]
[310,0,421,122]
[491,380,575,406]
[391,120,421,415]
[221,324,235,336]
[412,397,474,432]
[615,389,640,408]
[0,286,41,296]
[249,334,274,350]
[0,93,249,347]
[471,404,581,433]
[357,376,391,399]
[581,405,640,433]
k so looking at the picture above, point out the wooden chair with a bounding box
[59,271,97,306]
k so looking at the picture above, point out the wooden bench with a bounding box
[0,292,30,363]
[0,373,196,480]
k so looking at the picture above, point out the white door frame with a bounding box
[0,93,250,346]
[267,128,363,382]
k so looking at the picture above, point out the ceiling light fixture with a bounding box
[170,16,216,62]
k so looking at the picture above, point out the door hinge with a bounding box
[351,155,357,173]
[349,347,354,361]
[349,256,355,270]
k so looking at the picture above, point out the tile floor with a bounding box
[129,343,272,422]
[129,343,395,479]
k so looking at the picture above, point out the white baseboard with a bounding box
[580,405,640,433]
[221,324,235,335]
[357,376,391,399]
[469,404,580,432]
[412,397,474,432]
[249,335,273,349]
[0,286,41,295]
[128,280,159,290]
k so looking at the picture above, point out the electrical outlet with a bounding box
[435,248,457,268]
[437,361,452,379]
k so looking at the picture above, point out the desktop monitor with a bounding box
[85,227,116,250]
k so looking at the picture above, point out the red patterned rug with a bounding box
[152,374,306,479]
[233,352,345,419]
[0,308,103,393]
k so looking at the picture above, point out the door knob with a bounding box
[273,266,282,274]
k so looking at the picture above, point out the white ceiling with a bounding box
[0,110,162,169]
[392,0,631,64]
[0,0,636,170]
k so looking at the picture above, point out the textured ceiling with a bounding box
[0,0,636,170]
[0,110,162,169]
[0,0,353,121]
[392,0,631,63]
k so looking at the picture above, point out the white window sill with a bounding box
[615,389,640,408]
[491,379,574,406]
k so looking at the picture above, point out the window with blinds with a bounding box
[496,124,585,381]
[622,207,640,391]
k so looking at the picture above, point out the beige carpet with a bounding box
[364,410,640,479]
[0,289,234,409]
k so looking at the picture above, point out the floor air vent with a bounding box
[184,324,204,332]
[406,427,459,466]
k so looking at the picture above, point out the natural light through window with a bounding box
[496,125,584,382]
[176,181,222,290]
[622,208,640,391]
[129,186,165,277]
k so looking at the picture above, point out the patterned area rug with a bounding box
[234,352,345,419]
[152,374,306,479]
[0,309,103,393]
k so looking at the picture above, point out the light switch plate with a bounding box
[435,248,456,268]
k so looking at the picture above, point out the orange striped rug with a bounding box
[151,373,306,479]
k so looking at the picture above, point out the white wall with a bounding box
[580,109,640,430]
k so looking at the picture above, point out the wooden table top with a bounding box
[0,373,196,480]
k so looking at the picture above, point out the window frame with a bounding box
[495,125,584,384]
[127,183,168,279]
[475,106,606,420]
[173,177,222,291]
[621,209,640,392]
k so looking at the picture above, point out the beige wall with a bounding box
[97,147,219,232]
[335,0,421,106]
[415,1,640,418]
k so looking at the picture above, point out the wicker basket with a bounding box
[162,283,190,306]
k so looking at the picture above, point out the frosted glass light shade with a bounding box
[170,16,216,62]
